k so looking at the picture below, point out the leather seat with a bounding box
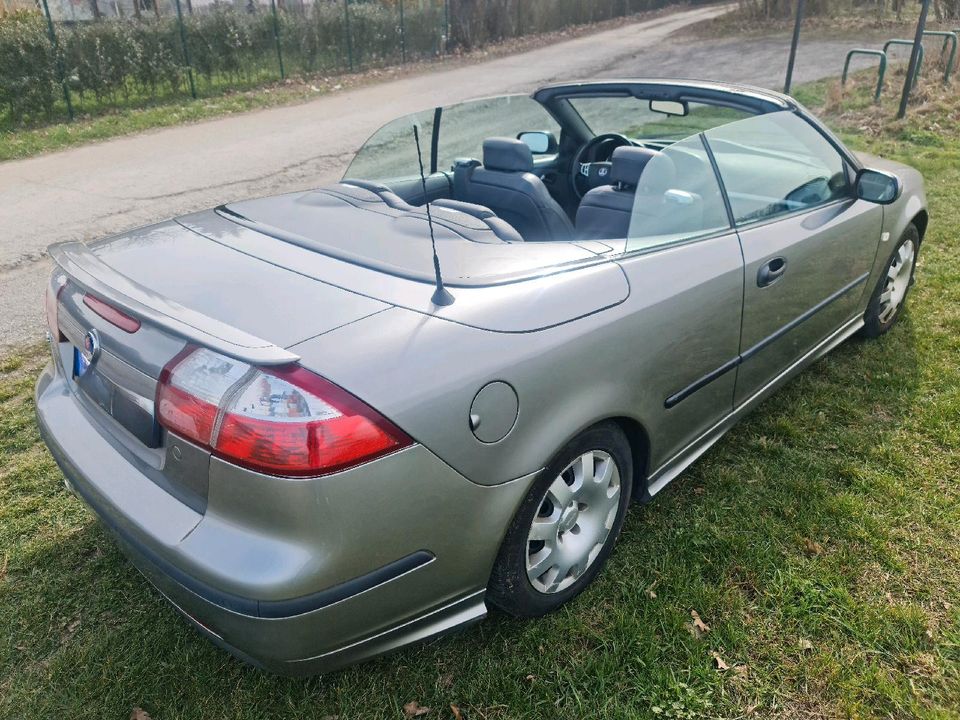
[575,146,673,241]
[455,138,574,242]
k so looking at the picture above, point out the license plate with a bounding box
[73,346,90,378]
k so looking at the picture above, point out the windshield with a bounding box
[570,96,751,143]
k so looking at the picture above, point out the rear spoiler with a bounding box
[49,242,299,366]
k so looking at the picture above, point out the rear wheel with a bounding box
[488,422,633,617]
[862,224,919,339]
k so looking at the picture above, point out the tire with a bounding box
[861,223,920,339]
[487,422,633,618]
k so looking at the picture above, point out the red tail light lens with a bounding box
[83,293,141,333]
[157,347,412,477]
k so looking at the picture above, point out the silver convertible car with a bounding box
[36,80,927,675]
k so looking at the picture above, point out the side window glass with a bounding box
[344,108,436,183]
[625,134,731,252]
[705,111,850,225]
[435,95,561,172]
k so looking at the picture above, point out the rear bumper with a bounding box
[35,361,534,675]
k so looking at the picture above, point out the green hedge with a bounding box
[0,0,686,129]
[0,11,59,125]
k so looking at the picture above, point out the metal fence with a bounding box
[0,0,688,129]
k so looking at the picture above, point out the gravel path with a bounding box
[0,4,864,351]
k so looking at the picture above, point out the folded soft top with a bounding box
[219,181,609,287]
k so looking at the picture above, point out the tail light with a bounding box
[157,347,412,477]
[83,293,141,333]
[44,273,67,342]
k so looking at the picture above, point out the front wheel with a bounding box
[487,422,633,617]
[861,223,920,339]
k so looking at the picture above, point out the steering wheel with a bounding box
[571,133,634,199]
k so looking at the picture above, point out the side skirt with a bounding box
[642,314,864,501]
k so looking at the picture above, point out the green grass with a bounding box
[2,79,960,719]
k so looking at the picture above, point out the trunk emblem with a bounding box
[82,329,101,363]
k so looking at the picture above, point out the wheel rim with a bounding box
[525,450,621,594]
[878,239,916,324]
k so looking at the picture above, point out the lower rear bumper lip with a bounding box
[40,410,434,619]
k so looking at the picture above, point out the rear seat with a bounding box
[337,180,523,243]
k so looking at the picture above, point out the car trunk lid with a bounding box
[48,225,390,499]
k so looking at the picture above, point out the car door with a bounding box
[704,112,884,407]
[612,133,745,481]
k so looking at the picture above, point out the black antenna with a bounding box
[413,124,454,307]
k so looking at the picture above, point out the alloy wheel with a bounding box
[525,450,621,594]
[878,239,916,324]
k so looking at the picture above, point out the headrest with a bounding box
[483,137,534,173]
[637,152,677,195]
[610,146,661,188]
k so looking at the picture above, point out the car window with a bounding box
[345,96,560,184]
[434,95,561,171]
[570,97,751,143]
[625,133,731,252]
[344,108,437,183]
[704,111,851,225]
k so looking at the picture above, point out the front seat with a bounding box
[575,146,673,241]
[455,138,574,242]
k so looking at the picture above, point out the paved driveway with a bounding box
[0,4,859,351]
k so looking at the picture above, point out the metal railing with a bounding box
[842,49,887,102]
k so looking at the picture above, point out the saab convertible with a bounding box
[36,79,927,675]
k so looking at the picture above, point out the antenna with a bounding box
[413,124,455,307]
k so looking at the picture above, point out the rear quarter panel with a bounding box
[291,232,745,487]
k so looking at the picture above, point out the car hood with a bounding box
[856,151,924,185]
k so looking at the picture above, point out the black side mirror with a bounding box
[517,131,558,155]
[856,168,902,204]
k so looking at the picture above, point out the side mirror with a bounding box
[517,131,558,155]
[856,168,901,204]
[649,99,688,117]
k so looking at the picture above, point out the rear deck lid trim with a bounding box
[49,242,299,366]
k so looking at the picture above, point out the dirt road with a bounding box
[0,4,860,351]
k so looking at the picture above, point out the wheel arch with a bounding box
[911,209,928,243]
[606,416,652,498]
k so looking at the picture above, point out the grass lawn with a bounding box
[2,74,960,719]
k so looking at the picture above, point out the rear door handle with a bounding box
[757,257,787,287]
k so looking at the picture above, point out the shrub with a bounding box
[0,0,691,128]
[0,11,58,124]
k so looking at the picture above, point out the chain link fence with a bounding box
[0,0,694,130]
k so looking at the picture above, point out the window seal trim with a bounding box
[729,197,853,232]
